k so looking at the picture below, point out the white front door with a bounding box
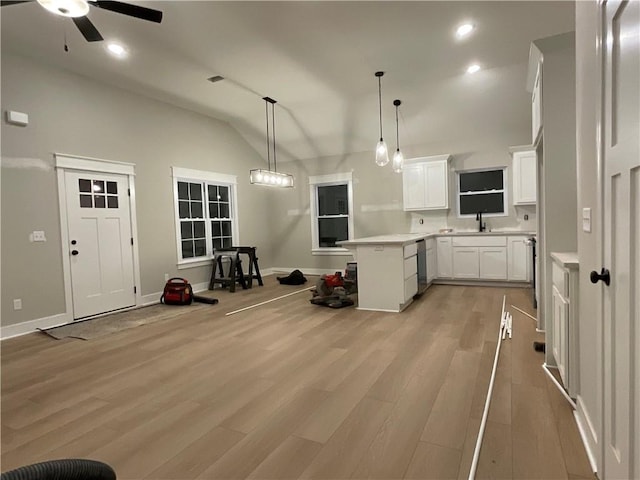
[600,1,639,478]
[65,170,136,319]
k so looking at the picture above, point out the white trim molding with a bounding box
[575,396,599,473]
[55,153,142,321]
[1,313,70,340]
[172,167,237,186]
[308,171,355,255]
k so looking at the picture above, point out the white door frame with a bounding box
[55,153,142,320]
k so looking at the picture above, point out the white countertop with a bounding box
[550,252,579,269]
[338,231,536,247]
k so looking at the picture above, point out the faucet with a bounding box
[476,212,486,232]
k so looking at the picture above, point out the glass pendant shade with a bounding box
[392,149,404,173]
[375,139,389,166]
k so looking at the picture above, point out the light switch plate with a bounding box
[582,208,591,233]
[31,231,47,242]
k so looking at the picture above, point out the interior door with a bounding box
[600,1,639,478]
[65,170,136,319]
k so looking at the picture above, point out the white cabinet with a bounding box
[453,247,480,279]
[436,237,452,278]
[507,236,531,281]
[403,244,418,302]
[552,285,569,384]
[402,155,451,211]
[512,150,537,205]
[549,253,579,397]
[532,62,542,143]
[479,247,507,280]
[426,238,437,284]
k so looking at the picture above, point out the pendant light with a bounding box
[374,71,389,166]
[392,99,404,173]
[250,97,294,188]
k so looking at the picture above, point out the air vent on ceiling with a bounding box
[207,75,225,83]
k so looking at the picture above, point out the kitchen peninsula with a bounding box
[339,231,535,312]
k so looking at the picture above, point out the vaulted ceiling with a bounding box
[1,1,575,162]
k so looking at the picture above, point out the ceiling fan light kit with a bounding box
[2,0,163,43]
[250,96,294,188]
[374,71,390,167]
[37,0,87,17]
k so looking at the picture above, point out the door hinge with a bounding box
[134,286,137,294]
[128,188,131,196]
[131,237,134,245]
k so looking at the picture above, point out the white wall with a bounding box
[1,52,275,328]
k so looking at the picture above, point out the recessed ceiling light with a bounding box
[466,64,481,74]
[107,43,127,58]
[456,23,475,38]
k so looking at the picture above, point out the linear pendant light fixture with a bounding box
[392,99,404,173]
[374,71,389,167]
[250,97,294,188]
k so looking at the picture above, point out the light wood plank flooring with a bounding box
[1,278,594,479]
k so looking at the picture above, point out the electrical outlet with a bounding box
[32,230,46,242]
[164,273,169,281]
[13,299,22,310]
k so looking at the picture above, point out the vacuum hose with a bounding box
[1,459,116,480]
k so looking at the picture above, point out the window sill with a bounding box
[178,258,212,269]
[312,248,352,256]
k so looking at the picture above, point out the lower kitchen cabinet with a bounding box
[452,247,480,279]
[479,247,507,280]
[426,238,437,284]
[436,237,453,278]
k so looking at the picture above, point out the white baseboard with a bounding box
[270,267,333,276]
[574,396,599,473]
[1,312,71,340]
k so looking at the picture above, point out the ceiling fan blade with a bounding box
[72,16,103,42]
[1,1,33,6]
[91,1,162,23]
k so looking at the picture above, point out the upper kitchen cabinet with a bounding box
[510,147,537,205]
[402,154,451,211]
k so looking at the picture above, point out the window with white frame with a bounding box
[309,172,354,255]
[457,168,507,217]
[172,167,239,265]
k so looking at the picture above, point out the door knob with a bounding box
[590,268,610,286]
[71,250,79,256]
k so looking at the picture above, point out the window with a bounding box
[309,172,354,255]
[457,168,507,217]
[172,167,238,265]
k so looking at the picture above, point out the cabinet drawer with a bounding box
[552,262,568,297]
[404,255,417,279]
[452,236,507,247]
[404,274,418,301]
[404,243,418,258]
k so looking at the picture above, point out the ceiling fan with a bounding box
[0,0,163,42]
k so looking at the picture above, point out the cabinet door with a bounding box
[507,237,530,281]
[479,247,507,280]
[424,160,448,209]
[552,286,569,386]
[513,151,537,205]
[452,247,479,279]
[402,164,426,210]
[426,246,437,283]
[436,238,452,278]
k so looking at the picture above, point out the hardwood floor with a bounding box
[1,278,594,479]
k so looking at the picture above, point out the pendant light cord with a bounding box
[395,104,399,151]
[265,99,271,171]
[272,102,277,172]
[378,75,383,140]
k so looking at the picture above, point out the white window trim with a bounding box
[456,167,508,218]
[309,172,354,256]
[171,167,239,266]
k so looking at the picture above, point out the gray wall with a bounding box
[1,52,275,327]
[270,114,537,271]
[575,0,601,465]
